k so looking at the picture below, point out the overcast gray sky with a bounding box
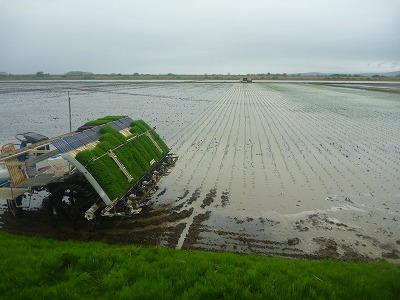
[1,0,399,75]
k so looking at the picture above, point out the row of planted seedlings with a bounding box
[212,85,243,194]
[158,87,243,249]
[264,88,357,193]
[158,85,239,212]
[254,85,354,194]
[261,91,335,191]
[281,85,390,194]
[75,118,171,217]
[279,83,398,194]
[256,85,355,193]
[192,87,239,190]
[252,89,296,191]
[170,86,236,190]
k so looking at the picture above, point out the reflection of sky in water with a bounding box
[0,81,231,144]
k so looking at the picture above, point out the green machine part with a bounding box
[75,119,169,200]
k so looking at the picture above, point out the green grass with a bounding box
[75,119,169,200]
[0,232,399,299]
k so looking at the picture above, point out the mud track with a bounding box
[1,204,191,247]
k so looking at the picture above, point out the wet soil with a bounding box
[1,82,400,263]
[0,204,190,247]
[1,200,394,262]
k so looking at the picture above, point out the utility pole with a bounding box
[68,91,72,132]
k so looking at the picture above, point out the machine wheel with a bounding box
[49,183,97,230]
[7,198,22,217]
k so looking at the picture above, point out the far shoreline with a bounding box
[1,73,400,82]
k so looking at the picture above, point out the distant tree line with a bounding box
[64,71,94,76]
[36,71,50,77]
[0,71,399,80]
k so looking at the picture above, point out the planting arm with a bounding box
[60,153,113,205]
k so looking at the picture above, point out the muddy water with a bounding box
[154,83,400,261]
[1,81,399,261]
[0,81,228,211]
[0,81,228,143]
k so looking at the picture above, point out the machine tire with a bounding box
[48,183,97,230]
[7,198,22,217]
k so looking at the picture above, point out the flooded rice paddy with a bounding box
[1,81,399,261]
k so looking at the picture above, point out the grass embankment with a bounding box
[0,232,399,299]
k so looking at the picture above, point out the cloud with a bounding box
[0,0,399,74]
[391,61,400,69]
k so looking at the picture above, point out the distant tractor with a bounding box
[0,116,177,227]
[240,77,252,83]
